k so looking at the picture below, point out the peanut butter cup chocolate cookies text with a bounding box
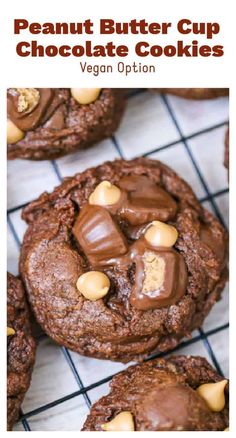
[20,158,228,362]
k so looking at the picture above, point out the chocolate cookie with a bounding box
[7,273,36,430]
[7,88,125,160]
[19,158,228,362]
[82,355,229,431]
[153,88,229,99]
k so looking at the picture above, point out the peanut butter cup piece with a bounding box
[73,204,128,267]
[130,246,187,310]
[118,175,177,225]
[7,88,54,131]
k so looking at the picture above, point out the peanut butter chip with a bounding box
[197,380,228,412]
[89,181,121,206]
[145,220,178,247]
[7,119,25,144]
[142,251,165,296]
[70,88,101,105]
[7,327,15,336]
[16,88,40,113]
[76,271,110,301]
[101,411,135,431]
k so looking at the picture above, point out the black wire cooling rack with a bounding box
[7,89,229,431]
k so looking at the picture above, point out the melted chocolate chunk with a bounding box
[73,205,128,267]
[44,105,66,130]
[118,175,177,225]
[40,89,69,125]
[136,384,213,430]
[130,240,187,310]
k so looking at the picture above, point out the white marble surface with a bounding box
[7,89,229,431]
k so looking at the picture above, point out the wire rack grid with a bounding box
[7,89,229,431]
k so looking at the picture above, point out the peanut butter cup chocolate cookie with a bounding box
[7,273,36,430]
[20,158,228,362]
[7,88,125,160]
[154,88,229,99]
[82,356,229,431]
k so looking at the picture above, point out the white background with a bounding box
[0,0,232,87]
[1,0,235,435]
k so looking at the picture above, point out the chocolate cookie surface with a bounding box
[7,88,125,160]
[20,158,228,362]
[82,355,229,431]
[154,88,229,99]
[7,273,36,430]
